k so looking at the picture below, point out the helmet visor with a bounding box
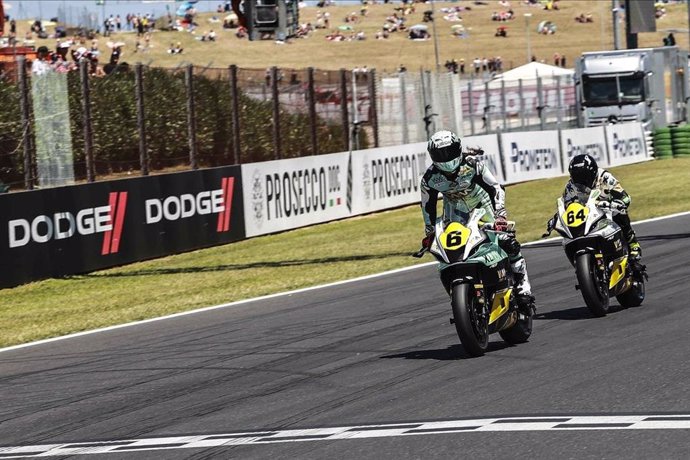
[571,168,595,187]
[431,144,461,163]
[434,158,461,174]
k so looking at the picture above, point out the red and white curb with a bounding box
[1,414,690,457]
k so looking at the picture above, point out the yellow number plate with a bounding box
[441,222,471,250]
[562,202,589,228]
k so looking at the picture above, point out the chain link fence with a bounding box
[0,61,577,192]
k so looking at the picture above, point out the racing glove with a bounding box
[542,213,557,238]
[494,216,509,232]
[611,199,627,212]
[598,199,627,214]
[422,232,435,249]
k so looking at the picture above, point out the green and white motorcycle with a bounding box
[543,188,646,317]
[413,208,533,357]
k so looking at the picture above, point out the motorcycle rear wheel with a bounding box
[616,278,645,308]
[575,253,610,317]
[499,307,532,344]
[451,282,489,357]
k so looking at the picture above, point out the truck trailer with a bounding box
[575,46,689,130]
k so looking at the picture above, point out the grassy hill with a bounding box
[16,1,690,72]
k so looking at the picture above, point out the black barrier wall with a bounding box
[0,166,244,288]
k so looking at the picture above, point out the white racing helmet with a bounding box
[427,130,463,175]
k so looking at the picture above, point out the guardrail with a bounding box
[0,122,649,288]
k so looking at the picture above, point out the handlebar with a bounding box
[481,222,516,234]
[596,200,627,215]
[411,246,428,258]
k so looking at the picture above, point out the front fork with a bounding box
[594,252,610,292]
[449,282,488,325]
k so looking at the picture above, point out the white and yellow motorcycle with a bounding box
[543,189,646,317]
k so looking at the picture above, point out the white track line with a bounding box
[1,414,689,457]
[2,210,689,354]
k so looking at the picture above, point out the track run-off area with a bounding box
[1,213,690,459]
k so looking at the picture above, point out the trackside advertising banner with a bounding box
[0,167,244,289]
[463,134,504,183]
[500,130,562,184]
[604,122,648,167]
[560,126,608,167]
[242,153,350,237]
[348,142,429,215]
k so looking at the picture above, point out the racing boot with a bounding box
[628,240,642,260]
[626,238,647,280]
[512,258,536,315]
[517,293,537,317]
[617,215,641,260]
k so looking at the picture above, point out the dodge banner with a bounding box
[0,166,244,288]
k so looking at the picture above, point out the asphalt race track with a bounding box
[1,214,690,459]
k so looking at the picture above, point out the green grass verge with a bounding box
[2,158,689,348]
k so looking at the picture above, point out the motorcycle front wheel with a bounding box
[575,253,610,317]
[451,282,489,357]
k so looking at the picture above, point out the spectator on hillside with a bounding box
[167,42,183,54]
[31,46,52,75]
[31,20,42,34]
[109,45,122,65]
[575,13,593,23]
[201,29,217,41]
[663,33,676,47]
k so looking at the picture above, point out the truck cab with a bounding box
[575,47,688,130]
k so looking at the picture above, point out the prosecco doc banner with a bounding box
[241,153,350,237]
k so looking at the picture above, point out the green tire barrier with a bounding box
[655,124,690,157]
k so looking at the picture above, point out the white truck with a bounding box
[575,46,689,130]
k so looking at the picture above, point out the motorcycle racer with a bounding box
[551,154,642,259]
[420,130,536,313]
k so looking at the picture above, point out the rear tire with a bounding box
[616,278,645,308]
[451,283,489,357]
[575,253,610,317]
[499,306,532,344]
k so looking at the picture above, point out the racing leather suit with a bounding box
[562,168,638,249]
[420,156,532,298]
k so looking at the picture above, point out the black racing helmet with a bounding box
[427,130,463,175]
[568,154,598,187]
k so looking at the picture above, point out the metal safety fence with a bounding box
[0,61,577,192]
